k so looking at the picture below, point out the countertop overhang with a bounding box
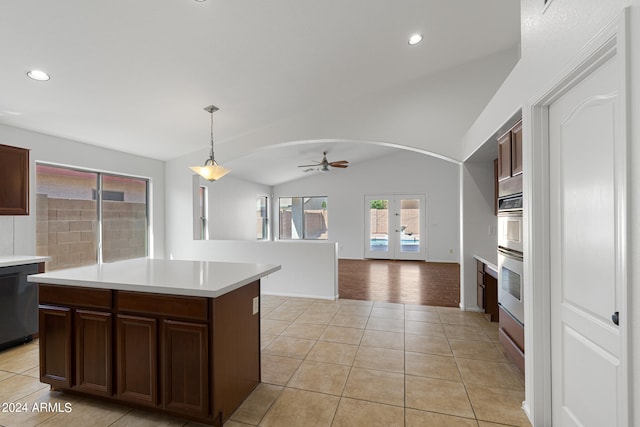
[28,258,281,298]
[0,256,51,268]
[474,254,498,272]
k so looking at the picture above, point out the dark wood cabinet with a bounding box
[0,144,29,216]
[39,305,72,388]
[212,281,260,420]
[163,320,209,417]
[497,120,523,181]
[499,305,524,372]
[476,260,498,322]
[497,132,512,181]
[37,281,260,426]
[510,121,523,176]
[75,310,112,396]
[117,314,158,406]
[497,120,523,198]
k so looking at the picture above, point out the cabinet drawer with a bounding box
[498,328,524,373]
[498,305,524,352]
[39,285,112,310]
[117,291,208,321]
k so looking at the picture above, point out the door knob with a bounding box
[612,311,619,326]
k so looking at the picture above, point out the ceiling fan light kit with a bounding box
[190,105,231,181]
[298,151,349,173]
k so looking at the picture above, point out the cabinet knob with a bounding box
[611,311,619,326]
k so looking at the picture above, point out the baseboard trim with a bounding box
[261,290,336,301]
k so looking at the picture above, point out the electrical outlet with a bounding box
[252,296,259,315]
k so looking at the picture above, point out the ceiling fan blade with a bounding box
[330,163,349,168]
[329,160,349,165]
[298,163,321,168]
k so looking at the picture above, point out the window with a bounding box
[278,196,328,240]
[256,196,269,240]
[198,185,208,240]
[35,164,149,270]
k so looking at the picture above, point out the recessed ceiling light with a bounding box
[194,0,207,2]
[27,69,50,81]
[408,33,423,46]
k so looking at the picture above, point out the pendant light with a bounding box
[190,105,231,181]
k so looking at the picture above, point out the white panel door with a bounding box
[549,53,627,426]
[364,194,426,260]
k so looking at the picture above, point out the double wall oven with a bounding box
[497,194,524,326]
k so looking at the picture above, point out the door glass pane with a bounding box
[369,199,389,252]
[35,165,98,271]
[102,175,148,262]
[399,198,420,253]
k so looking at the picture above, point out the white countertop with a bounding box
[0,255,51,268]
[474,254,498,272]
[28,258,281,298]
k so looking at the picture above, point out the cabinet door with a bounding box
[497,131,512,181]
[510,121,523,176]
[116,314,157,406]
[162,320,209,417]
[39,305,72,388]
[0,144,29,215]
[477,272,485,309]
[75,310,112,396]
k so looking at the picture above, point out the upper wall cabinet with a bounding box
[0,144,30,215]
[497,120,523,181]
[497,120,523,198]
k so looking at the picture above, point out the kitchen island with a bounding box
[28,258,280,426]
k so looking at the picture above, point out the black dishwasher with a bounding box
[0,263,39,351]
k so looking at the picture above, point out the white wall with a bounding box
[460,161,498,311]
[194,175,271,241]
[0,124,165,258]
[171,240,338,300]
[462,0,629,160]
[273,150,460,262]
[459,1,639,425]
[631,4,640,425]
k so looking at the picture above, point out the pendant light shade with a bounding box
[190,105,230,181]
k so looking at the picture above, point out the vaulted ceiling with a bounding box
[1,0,519,179]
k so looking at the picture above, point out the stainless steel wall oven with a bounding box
[497,194,524,325]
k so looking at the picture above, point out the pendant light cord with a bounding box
[209,110,215,163]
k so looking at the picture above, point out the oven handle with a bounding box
[498,246,523,261]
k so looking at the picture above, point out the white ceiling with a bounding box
[0,0,519,181]
[225,141,399,186]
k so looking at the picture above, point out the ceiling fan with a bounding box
[298,151,349,173]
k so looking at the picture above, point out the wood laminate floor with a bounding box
[338,259,460,307]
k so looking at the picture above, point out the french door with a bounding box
[364,194,425,260]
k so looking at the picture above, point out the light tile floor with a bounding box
[0,297,532,426]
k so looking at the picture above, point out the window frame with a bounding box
[278,196,328,240]
[257,195,270,241]
[35,162,150,267]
